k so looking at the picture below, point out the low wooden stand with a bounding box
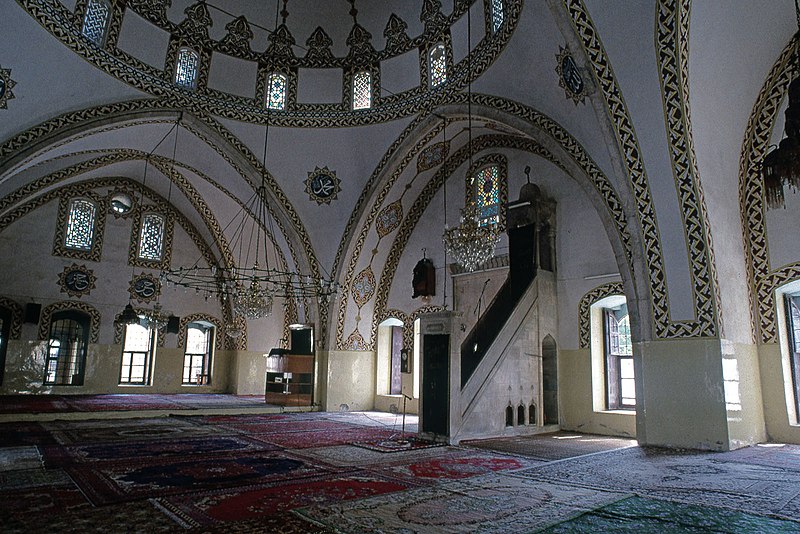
[265,353,313,406]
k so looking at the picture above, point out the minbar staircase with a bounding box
[460,195,543,388]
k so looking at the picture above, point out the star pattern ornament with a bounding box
[555,47,586,105]
[305,166,342,205]
[57,264,96,298]
[0,67,17,110]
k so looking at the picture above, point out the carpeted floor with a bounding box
[0,404,799,532]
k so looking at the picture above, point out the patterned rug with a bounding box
[67,450,333,505]
[251,426,398,449]
[462,431,636,461]
[367,450,538,484]
[354,436,445,453]
[40,435,279,467]
[540,495,800,533]
[0,446,42,471]
[0,393,268,414]
[296,472,627,533]
[514,445,800,519]
[155,471,415,527]
[46,418,223,445]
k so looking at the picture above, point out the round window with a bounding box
[110,193,133,214]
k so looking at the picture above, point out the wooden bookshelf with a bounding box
[265,353,314,406]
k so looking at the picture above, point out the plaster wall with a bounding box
[229,350,269,396]
[1,341,231,395]
[636,338,732,450]
[323,349,375,412]
[758,343,800,444]
[558,348,636,438]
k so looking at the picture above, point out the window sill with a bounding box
[595,409,636,415]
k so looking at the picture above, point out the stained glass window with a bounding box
[65,199,97,250]
[138,214,165,261]
[429,44,447,87]
[82,0,110,45]
[491,0,505,33]
[353,71,371,110]
[475,165,501,225]
[267,73,287,110]
[175,48,199,90]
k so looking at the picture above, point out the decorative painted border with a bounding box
[16,0,521,127]
[655,0,722,335]
[38,300,101,344]
[0,296,23,339]
[565,0,715,339]
[177,313,224,351]
[738,35,800,343]
[112,306,167,348]
[578,281,624,348]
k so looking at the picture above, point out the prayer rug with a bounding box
[353,436,445,453]
[0,422,56,447]
[62,394,184,411]
[1,498,179,534]
[155,471,415,527]
[515,446,800,519]
[40,435,279,467]
[463,431,636,461]
[294,443,461,468]
[189,514,332,533]
[295,472,627,533]
[539,495,800,533]
[0,395,71,414]
[216,419,352,434]
[0,446,42,471]
[0,467,73,489]
[251,426,398,449]
[67,450,333,505]
[47,419,223,445]
[0,485,91,516]
[367,450,538,484]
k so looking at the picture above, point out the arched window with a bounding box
[491,0,505,33]
[175,47,200,90]
[120,319,156,385]
[353,71,372,110]
[474,165,501,226]
[137,213,165,261]
[44,311,90,386]
[82,0,111,46]
[183,322,214,385]
[429,43,447,87]
[65,199,97,251]
[267,72,287,110]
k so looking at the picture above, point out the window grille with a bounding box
[120,320,155,385]
[604,307,635,409]
[267,73,287,110]
[183,323,213,385]
[429,44,447,87]
[175,48,199,90]
[44,312,89,386]
[138,214,165,261]
[65,199,97,251]
[82,0,110,45]
[785,295,800,420]
[353,71,372,110]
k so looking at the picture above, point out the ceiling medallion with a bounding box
[0,66,17,109]
[305,166,342,205]
[555,47,586,105]
[129,272,161,303]
[58,263,96,298]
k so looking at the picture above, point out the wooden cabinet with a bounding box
[265,353,314,406]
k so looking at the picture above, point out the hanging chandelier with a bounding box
[444,204,501,272]
[441,0,501,272]
[160,166,339,320]
[763,0,800,209]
